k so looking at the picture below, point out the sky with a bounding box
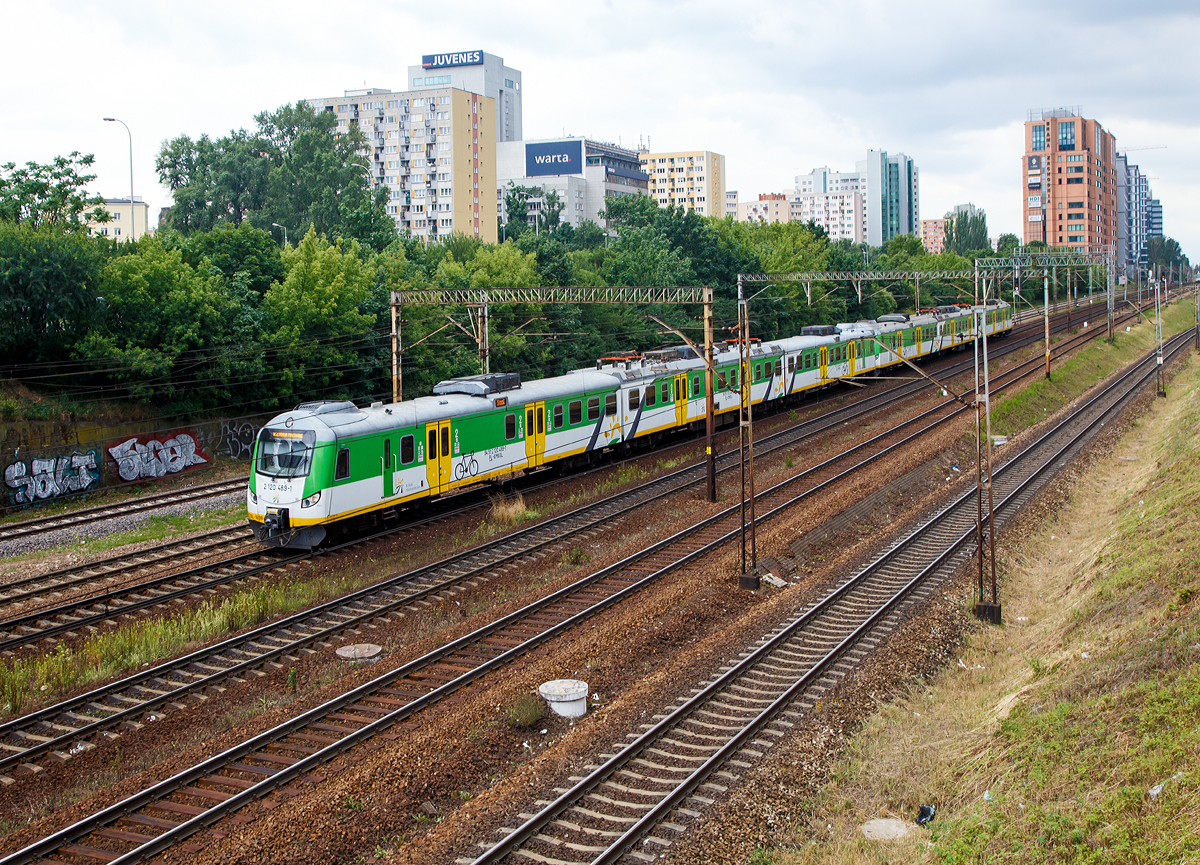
[5,0,1197,255]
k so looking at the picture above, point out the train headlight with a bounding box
[250,491,258,505]
[301,491,322,509]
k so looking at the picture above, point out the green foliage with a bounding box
[0,152,108,229]
[156,102,394,251]
[945,209,989,254]
[262,227,377,398]
[607,226,695,287]
[506,693,545,728]
[1146,236,1189,273]
[0,222,105,365]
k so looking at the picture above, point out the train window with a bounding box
[692,375,700,397]
[717,371,726,389]
[588,396,601,420]
[605,394,617,416]
[569,400,582,424]
[441,426,450,457]
[554,404,564,428]
[661,381,670,403]
[644,385,656,407]
[427,429,437,462]
[729,368,737,388]
[629,388,640,410]
[537,407,544,434]
[505,414,517,440]
[400,435,415,465]
[787,357,794,374]
[384,438,391,472]
[774,360,782,377]
[334,448,350,480]
[804,353,811,370]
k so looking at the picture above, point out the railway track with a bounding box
[0,294,1108,547]
[1,321,1178,864]
[0,478,247,545]
[0,303,1135,782]
[0,298,1119,626]
[463,328,1196,865]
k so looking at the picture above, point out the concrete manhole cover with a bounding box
[861,818,913,840]
[335,643,382,662]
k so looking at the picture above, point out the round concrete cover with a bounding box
[539,679,588,703]
[861,818,912,840]
[336,643,382,661]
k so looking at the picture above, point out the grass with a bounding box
[506,693,545,728]
[0,505,246,571]
[989,300,1196,437]
[0,565,387,717]
[758,347,1200,864]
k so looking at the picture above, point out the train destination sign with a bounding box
[423,51,483,69]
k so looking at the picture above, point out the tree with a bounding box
[570,220,606,250]
[0,153,108,229]
[156,102,388,248]
[77,236,235,403]
[541,189,564,230]
[1146,236,1189,274]
[945,211,989,254]
[515,232,573,286]
[0,223,105,365]
[606,227,695,287]
[174,223,286,295]
[262,227,377,398]
[996,233,1020,257]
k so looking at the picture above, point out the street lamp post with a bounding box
[102,118,135,241]
[272,223,288,247]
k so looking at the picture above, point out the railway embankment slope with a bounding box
[755,329,1200,863]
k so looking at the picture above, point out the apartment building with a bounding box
[920,218,945,254]
[638,149,725,217]
[308,86,497,243]
[495,137,649,229]
[87,197,151,241]
[725,190,739,218]
[406,50,522,143]
[1022,108,1118,252]
[735,190,864,242]
[796,150,918,246]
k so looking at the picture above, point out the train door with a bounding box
[425,420,451,494]
[914,326,922,357]
[819,346,828,381]
[524,402,546,467]
[848,341,857,375]
[383,438,393,498]
[674,373,689,426]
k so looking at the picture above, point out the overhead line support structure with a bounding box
[391,285,716,499]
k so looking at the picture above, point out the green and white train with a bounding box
[248,301,1012,547]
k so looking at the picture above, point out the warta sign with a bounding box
[423,51,484,69]
[526,140,583,177]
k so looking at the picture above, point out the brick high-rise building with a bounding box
[1023,108,1119,251]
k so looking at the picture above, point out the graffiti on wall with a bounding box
[107,432,209,482]
[4,451,101,505]
[219,421,258,461]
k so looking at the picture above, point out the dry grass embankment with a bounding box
[758,330,1200,863]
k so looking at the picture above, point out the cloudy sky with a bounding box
[7,0,1197,254]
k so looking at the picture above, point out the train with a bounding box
[248,301,1013,548]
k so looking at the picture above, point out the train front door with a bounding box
[524,402,546,467]
[674,373,689,427]
[848,340,857,376]
[425,420,451,494]
[819,346,828,382]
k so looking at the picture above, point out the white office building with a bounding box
[496,137,649,230]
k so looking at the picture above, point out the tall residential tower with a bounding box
[1022,108,1118,251]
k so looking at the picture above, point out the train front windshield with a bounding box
[256,429,316,478]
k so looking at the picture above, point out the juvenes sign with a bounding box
[423,51,483,69]
[525,140,582,177]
